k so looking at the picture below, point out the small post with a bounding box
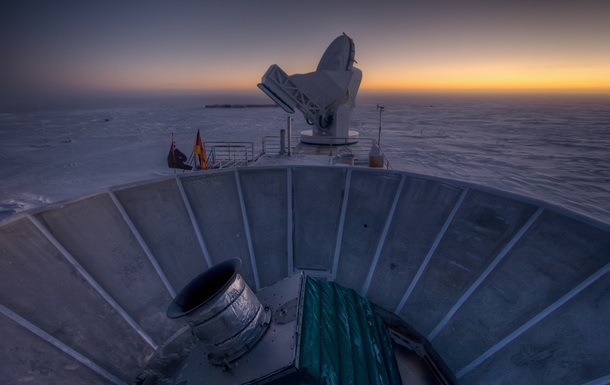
[369,105,385,168]
[377,104,384,146]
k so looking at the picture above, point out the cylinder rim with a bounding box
[166,258,242,319]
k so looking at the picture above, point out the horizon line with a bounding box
[4,87,610,96]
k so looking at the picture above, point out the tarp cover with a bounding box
[297,278,402,385]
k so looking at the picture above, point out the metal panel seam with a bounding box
[361,174,406,296]
[580,373,610,385]
[456,260,610,379]
[28,215,159,350]
[428,206,544,341]
[0,303,128,385]
[235,169,260,291]
[394,187,469,314]
[108,191,176,298]
[175,175,213,267]
[287,167,294,275]
[331,169,352,280]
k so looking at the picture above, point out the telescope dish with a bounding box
[258,34,362,145]
[317,34,356,71]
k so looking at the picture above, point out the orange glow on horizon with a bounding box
[99,77,610,94]
[361,81,610,93]
[46,62,610,95]
[361,71,610,92]
[73,76,610,94]
[126,64,610,93]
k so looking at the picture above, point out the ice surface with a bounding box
[1,92,609,223]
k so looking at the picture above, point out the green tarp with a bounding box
[296,278,402,385]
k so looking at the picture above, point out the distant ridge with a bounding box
[205,103,278,108]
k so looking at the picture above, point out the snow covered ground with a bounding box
[1,92,609,223]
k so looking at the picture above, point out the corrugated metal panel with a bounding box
[297,278,402,385]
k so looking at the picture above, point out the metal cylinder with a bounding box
[166,258,269,365]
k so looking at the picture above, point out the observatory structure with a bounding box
[1,35,609,385]
[258,34,362,145]
[2,167,609,385]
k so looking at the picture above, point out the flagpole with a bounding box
[194,128,207,170]
[171,133,176,175]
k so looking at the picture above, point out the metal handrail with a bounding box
[261,135,392,169]
[205,136,392,170]
[204,142,255,169]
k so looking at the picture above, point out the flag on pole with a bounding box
[167,135,193,170]
[170,137,176,153]
[169,136,177,168]
[193,129,207,170]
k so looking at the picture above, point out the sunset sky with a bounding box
[2,0,609,95]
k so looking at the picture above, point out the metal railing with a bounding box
[204,142,262,169]
[205,136,392,170]
[262,135,393,169]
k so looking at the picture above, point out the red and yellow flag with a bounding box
[193,129,207,170]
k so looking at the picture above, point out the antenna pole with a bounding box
[377,104,385,146]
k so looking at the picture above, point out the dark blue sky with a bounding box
[2,0,609,94]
